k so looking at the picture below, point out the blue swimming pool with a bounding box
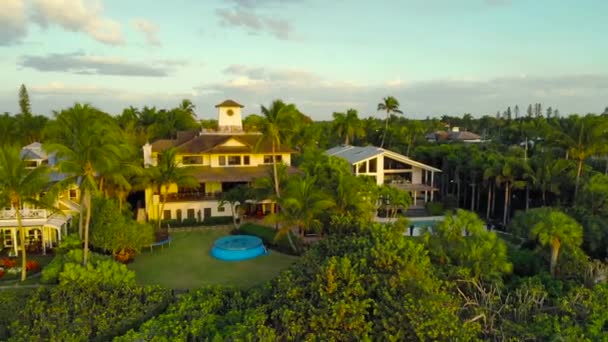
[211,235,267,261]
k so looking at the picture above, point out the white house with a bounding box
[0,143,79,256]
[326,145,441,206]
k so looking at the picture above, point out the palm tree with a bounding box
[0,145,51,281]
[218,185,251,229]
[267,176,335,250]
[495,157,526,226]
[528,155,571,206]
[257,100,300,199]
[378,185,412,218]
[398,120,426,156]
[44,103,122,265]
[177,99,196,118]
[377,96,403,148]
[530,210,583,276]
[332,109,365,145]
[550,115,608,200]
[148,147,198,228]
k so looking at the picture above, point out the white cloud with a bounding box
[131,18,160,46]
[0,0,27,45]
[20,51,171,77]
[216,0,298,40]
[31,0,124,45]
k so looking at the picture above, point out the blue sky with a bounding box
[1,0,607,120]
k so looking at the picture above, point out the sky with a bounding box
[1,0,607,120]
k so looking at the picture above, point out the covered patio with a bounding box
[0,211,71,256]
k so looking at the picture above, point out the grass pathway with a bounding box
[128,228,298,289]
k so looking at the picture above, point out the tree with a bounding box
[266,176,334,251]
[378,185,411,218]
[218,185,251,229]
[332,109,365,145]
[514,105,520,119]
[44,103,122,265]
[550,115,608,200]
[0,145,51,281]
[495,157,526,226]
[257,100,300,199]
[424,209,512,282]
[148,147,198,228]
[527,104,533,118]
[530,210,583,276]
[377,96,403,148]
[18,84,31,117]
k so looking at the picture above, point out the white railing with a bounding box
[0,209,48,220]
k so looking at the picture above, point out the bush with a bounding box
[202,216,233,226]
[59,259,136,286]
[508,246,543,277]
[0,288,32,340]
[238,223,303,255]
[425,201,445,216]
[8,284,171,341]
[41,250,111,285]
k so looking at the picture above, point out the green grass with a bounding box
[128,228,299,289]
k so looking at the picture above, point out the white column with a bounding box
[413,191,417,206]
[12,228,18,256]
[42,226,46,255]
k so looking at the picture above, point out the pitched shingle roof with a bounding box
[215,99,244,108]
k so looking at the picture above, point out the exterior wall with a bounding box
[411,167,422,184]
[155,200,234,222]
[218,107,243,130]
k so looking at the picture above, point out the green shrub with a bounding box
[41,250,111,285]
[8,284,170,341]
[59,259,136,286]
[0,288,31,340]
[425,201,445,215]
[202,216,233,226]
[508,246,543,277]
[238,223,303,255]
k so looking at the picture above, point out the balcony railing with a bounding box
[162,192,222,202]
[0,209,48,220]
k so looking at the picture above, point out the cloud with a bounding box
[195,67,608,119]
[19,52,170,77]
[0,0,28,45]
[31,0,124,45]
[131,18,160,46]
[216,0,298,40]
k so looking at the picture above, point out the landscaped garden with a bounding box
[128,227,299,289]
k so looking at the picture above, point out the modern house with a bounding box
[326,145,441,206]
[0,142,79,256]
[426,127,482,143]
[142,100,297,223]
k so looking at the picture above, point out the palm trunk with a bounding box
[78,192,85,238]
[491,183,496,217]
[503,183,509,226]
[380,112,390,148]
[286,230,297,253]
[158,185,167,230]
[574,158,583,201]
[486,184,492,219]
[271,141,280,197]
[542,190,547,206]
[83,189,92,266]
[550,238,560,277]
[470,183,476,211]
[525,186,530,211]
[15,203,27,282]
[476,184,481,212]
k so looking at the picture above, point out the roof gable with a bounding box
[326,144,441,172]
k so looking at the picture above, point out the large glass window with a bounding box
[219,156,226,166]
[243,155,250,165]
[263,155,283,164]
[358,162,366,173]
[368,158,377,172]
[182,155,203,165]
[228,156,241,165]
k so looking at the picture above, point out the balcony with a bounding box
[162,192,222,202]
[0,209,48,220]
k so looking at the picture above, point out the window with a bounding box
[263,155,283,164]
[176,209,182,221]
[25,161,37,168]
[69,189,78,199]
[228,156,241,165]
[218,206,225,212]
[187,209,195,219]
[163,210,171,220]
[182,155,203,165]
[243,155,250,165]
[358,162,366,173]
[219,156,226,166]
[368,158,377,173]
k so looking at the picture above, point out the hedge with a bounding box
[238,223,303,255]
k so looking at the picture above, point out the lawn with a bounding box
[128,228,299,289]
